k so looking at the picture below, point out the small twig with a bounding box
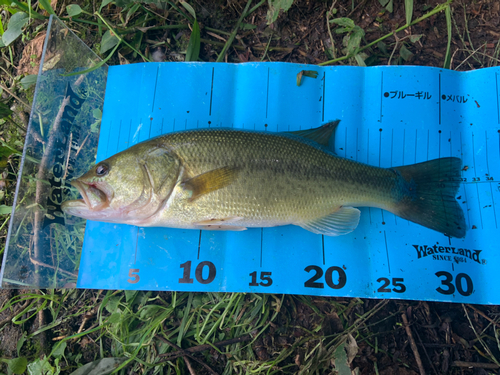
[387,32,401,66]
[0,298,30,329]
[466,304,500,329]
[63,132,72,180]
[326,0,338,59]
[414,327,438,375]
[245,0,265,17]
[158,334,252,361]
[200,38,293,53]
[455,43,488,70]
[29,255,77,277]
[74,132,91,158]
[5,116,27,133]
[155,335,218,375]
[402,312,426,375]
[216,0,254,62]
[452,361,500,369]
[0,83,31,111]
[77,311,93,334]
[463,304,500,367]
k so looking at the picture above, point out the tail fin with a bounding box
[391,157,466,238]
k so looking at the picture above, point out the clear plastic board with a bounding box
[0,16,107,288]
[75,62,500,304]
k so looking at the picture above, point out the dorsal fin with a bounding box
[284,120,340,150]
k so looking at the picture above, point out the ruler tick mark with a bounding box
[209,67,214,116]
[106,121,113,158]
[380,72,384,122]
[260,228,263,268]
[460,132,472,228]
[266,68,270,119]
[476,184,484,229]
[384,231,390,273]
[472,132,477,172]
[485,130,490,174]
[322,72,326,122]
[439,73,442,125]
[367,129,372,224]
[489,182,498,228]
[197,231,202,260]
[151,65,160,110]
[322,235,325,266]
[496,72,500,124]
[134,229,139,264]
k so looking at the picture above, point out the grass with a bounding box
[1,0,500,374]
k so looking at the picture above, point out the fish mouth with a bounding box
[67,180,109,211]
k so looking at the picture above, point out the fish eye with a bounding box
[95,163,109,177]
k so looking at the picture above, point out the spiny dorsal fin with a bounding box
[284,120,340,150]
[181,166,240,202]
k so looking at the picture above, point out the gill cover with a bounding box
[63,144,181,223]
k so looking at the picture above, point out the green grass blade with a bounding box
[443,5,452,69]
[404,0,413,25]
[61,40,121,77]
[179,1,196,19]
[38,0,55,14]
[185,19,200,62]
[216,0,254,62]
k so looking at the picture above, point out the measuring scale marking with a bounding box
[78,63,500,304]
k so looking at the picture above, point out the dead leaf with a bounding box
[17,32,46,76]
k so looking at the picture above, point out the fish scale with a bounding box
[158,129,394,226]
[62,124,465,238]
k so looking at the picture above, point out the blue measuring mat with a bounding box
[77,62,500,304]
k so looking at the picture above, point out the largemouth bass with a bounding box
[62,121,466,238]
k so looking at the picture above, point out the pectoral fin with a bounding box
[181,166,240,201]
[298,207,360,236]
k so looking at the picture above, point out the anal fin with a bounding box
[298,207,360,236]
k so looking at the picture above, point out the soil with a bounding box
[2,0,500,374]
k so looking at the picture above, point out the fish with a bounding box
[61,121,466,238]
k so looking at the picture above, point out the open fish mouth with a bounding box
[67,180,109,211]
